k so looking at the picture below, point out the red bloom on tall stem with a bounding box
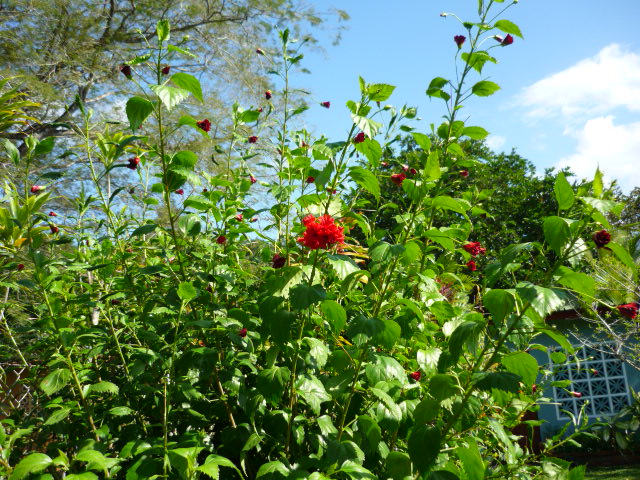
[410,371,421,381]
[272,253,286,269]
[306,176,315,184]
[297,214,344,250]
[320,101,331,108]
[496,34,514,46]
[617,302,639,320]
[454,35,466,48]
[353,132,366,144]
[48,211,57,217]
[196,119,211,132]
[459,170,469,178]
[216,235,227,245]
[126,156,140,170]
[256,48,265,55]
[161,66,171,75]
[50,225,59,234]
[265,90,272,100]
[463,241,486,257]
[391,173,406,185]
[238,328,248,338]
[120,64,132,78]
[30,185,43,193]
[250,175,257,184]
[248,136,258,144]
[592,230,611,248]
[466,260,477,271]
[570,391,582,398]
[17,264,25,271]
[175,189,184,195]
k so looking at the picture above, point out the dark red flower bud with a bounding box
[496,34,514,46]
[570,391,582,398]
[409,168,417,175]
[239,328,248,337]
[466,260,477,271]
[250,217,258,223]
[617,302,639,320]
[381,161,389,167]
[320,101,331,109]
[30,185,43,193]
[410,371,421,381]
[272,253,286,269]
[391,173,406,185]
[256,48,265,55]
[265,90,272,100]
[203,188,209,193]
[50,225,59,234]
[216,235,227,245]
[532,384,538,393]
[235,214,243,222]
[402,164,410,172]
[248,136,258,144]
[126,156,140,170]
[49,211,57,217]
[592,230,611,248]
[17,263,25,271]
[454,35,466,48]
[126,248,133,253]
[111,299,121,305]
[306,176,315,184]
[353,132,366,144]
[175,189,184,195]
[250,175,257,184]
[206,285,213,293]
[161,66,170,75]
[120,64,132,78]
[459,170,469,178]
[591,369,599,376]
[196,119,211,132]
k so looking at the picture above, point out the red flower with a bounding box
[617,302,639,320]
[591,369,599,376]
[409,168,417,175]
[48,211,57,217]
[250,175,257,184]
[126,156,140,170]
[196,119,211,132]
[120,64,132,78]
[203,188,209,193]
[320,101,331,108]
[496,34,514,46]
[239,328,248,337]
[532,384,538,393]
[161,66,171,75]
[256,48,265,55]
[17,263,25,271]
[306,176,315,184]
[111,299,121,305]
[206,285,213,293]
[50,225,59,234]
[175,189,184,195]
[402,164,409,172]
[463,241,486,257]
[459,170,469,178]
[216,235,227,245]
[466,260,477,271]
[454,35,466,48]
[297,214,344,250]
[272,253,286,269]
[248,136,258,144]
[353,132,366,144]
[570,391,582,398]
[381,161,389,167]
[391,173,406,185]
[257,107,263,113]
[235,214,243,222]
[592,230,611,248]
[410,371,421,381]
[250,217,258,223]
[30,185,43,193]
[265,90,272,100]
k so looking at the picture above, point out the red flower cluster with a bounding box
[216,235,227,245]
[617,302,639,320]
[353,132,366,144]
[126,156,140,170]
[410,371,421,381]
[466,260,477,271]
[50,225,59,234]
[162,66,171,75]
[592,230,611,248]
[238,328,247,338]
[306,176,315,184]
[454,35,466,48]
[272,253,286,269]
[297,214,344,250]
[391,173,406,185]
[248,136,258,144]
[196,119,211,132]
[463,241,486,256]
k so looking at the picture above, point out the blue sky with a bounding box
[294,0,640,192]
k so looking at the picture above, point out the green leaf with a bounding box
[290,283,326,310]
[131,223,157,236]
[257,366,291,405]
[9,453,53,480]
[608,242,637,275]
[320,300,347,334]
[554,172,575,210]
[412,132,432,151]
[44,407,71,425]
[339,461,376,480]
[593,167,604,198]
[367,83,395,101]
[408,425,441,474]
[557,266,596,297]
[371,388,403,428]
[66,473,98,480]
[483,289,515,324]
[502,351,538,387]
[414,398,440,424]
[297,375,331,415]
[516,282,565,318]
[125,97,154,132]
[34,137,55,156]
[197,454,242,479]
[424,151,441,181]
[429,374,457,402]
[457,440,485,480]
[109,406,134,416]
[494,19,523,38]
[40,368,72,396]
[348,316,400,349]
[471,80,500,97]
[177,282,199,302]
[449,320,484,362]
[354,138,382,168]
[429,471,460,480]
[475,371,521,393]
[462,126,489,140]
[256,461,290,478]
[304,338,329,368]
[432,196,469,216]
[426,77,450,100]
[156,19,170,42]
[171,72,203,102]
[86,381,119,396]
[351,114,382,138]
[2,138,20,165]
[385,451,412,480]
[579,196,622,215]
[151,84,190,111]
[543,216,571,255]
[349,166,380,199]
[75,450,119,471]
[461,51,497,73]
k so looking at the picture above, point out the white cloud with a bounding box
[485,135,506,151]
[519,44,640,120]
[556,116,640,192]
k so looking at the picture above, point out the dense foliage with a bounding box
[1,1,637,479]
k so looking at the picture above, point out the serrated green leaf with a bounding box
[126,97,154,132]
[408,425,441,474]
[494,19,523,38]
[483,289,515,325]
[171,72,203,102]
[554,172,575,210]
[9,453,53,480]
[502,351,538,387]
[151,84,190,111]
[156,19,170,42]
[320,300,346,334]
[177,282,198,302]
[40,368,72,396]
[131,223,157,236]
[257,366,290,405]
[349,166,380,199]
[543,216,571,255]
[471,80,500,97]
